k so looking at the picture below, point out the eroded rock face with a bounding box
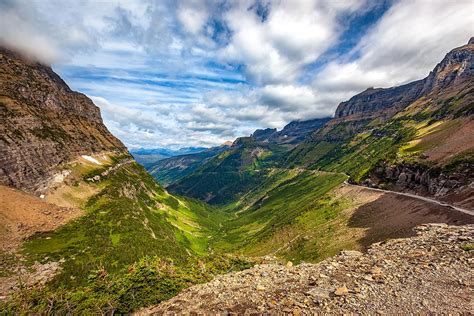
[371,162,473,199]
[335,38,474,119]
[0,48,127,193]
[334,81,425,119]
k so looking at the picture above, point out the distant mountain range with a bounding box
[130,146,208,167]
[145,117,330,188]
[168,38,474,206]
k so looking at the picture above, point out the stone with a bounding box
[334,286,349,296]
[341,250,363,257]
[306,287,331,301]
[371,267,383,276]
[0,47,127,193]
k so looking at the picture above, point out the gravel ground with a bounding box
[143,224,474,315]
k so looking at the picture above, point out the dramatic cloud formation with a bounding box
[0,0,472,148]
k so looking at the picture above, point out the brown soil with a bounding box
[0,185,83,252]
[424,117,474,162]
[339,184,473,248]
[442,185,474,209]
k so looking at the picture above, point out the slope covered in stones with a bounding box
[145,224,474,314]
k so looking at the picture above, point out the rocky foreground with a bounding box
[144,224,473,314]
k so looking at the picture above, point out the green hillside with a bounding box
[212,170,350,261]
[3,156,251,313]
[288,80,473,183]
[169,139,288,204]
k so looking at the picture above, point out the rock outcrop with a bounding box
[335,38,474,119]
[143,224,474,314]
[0,48,127,193]
[367,161,474,208]
[252,118,331,145]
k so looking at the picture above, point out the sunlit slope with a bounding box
[2,155,253,314]
[19,156,225,288]
[287,75,473,186]
[211,170,349,261]
[211,167,473,264]
[169,139,287,204]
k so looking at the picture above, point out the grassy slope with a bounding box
[210,86,472,262]
[21,160,226,286]
[169,141,287,204]
[3,157,251,313]
[211,170,349,262]
[287,84,473,181]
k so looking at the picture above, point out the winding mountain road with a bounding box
[344,181,474,216]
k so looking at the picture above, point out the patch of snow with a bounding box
[81,155,102,165]
[52,170,71,184]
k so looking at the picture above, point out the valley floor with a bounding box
[142,224,474,314]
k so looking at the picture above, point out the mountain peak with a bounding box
[0,47,127,193]
[334,39,473,119]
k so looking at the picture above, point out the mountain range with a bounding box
[0,39,473,314]
[160,38,473,208]
[130,146,209,168]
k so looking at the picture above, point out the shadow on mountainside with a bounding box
[348,191,474,249]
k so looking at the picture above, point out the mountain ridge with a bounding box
[167,38,474,207]
[0,47,127,193]
[334,38,474,120]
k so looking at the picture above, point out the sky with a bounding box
[0,0,472,149]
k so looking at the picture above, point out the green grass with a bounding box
[3,254,253,314]
[3,159,243,313]
[169,141,288,204]
[19,161,225,290]
[211,171,348,262]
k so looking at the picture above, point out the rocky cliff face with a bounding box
[251,117,331,145]
[422,39,474,93]
[334,81,425,119]
[335,38,474,119]
[367,161,473,207]
[0,48,127,193]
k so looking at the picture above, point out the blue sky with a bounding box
[1,0,472,149]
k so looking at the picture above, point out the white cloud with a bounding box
[1,0,472,149]
[219,0,364,84]
[0,1,62,63]
[312,0,474,113]
[177,0,209,35]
